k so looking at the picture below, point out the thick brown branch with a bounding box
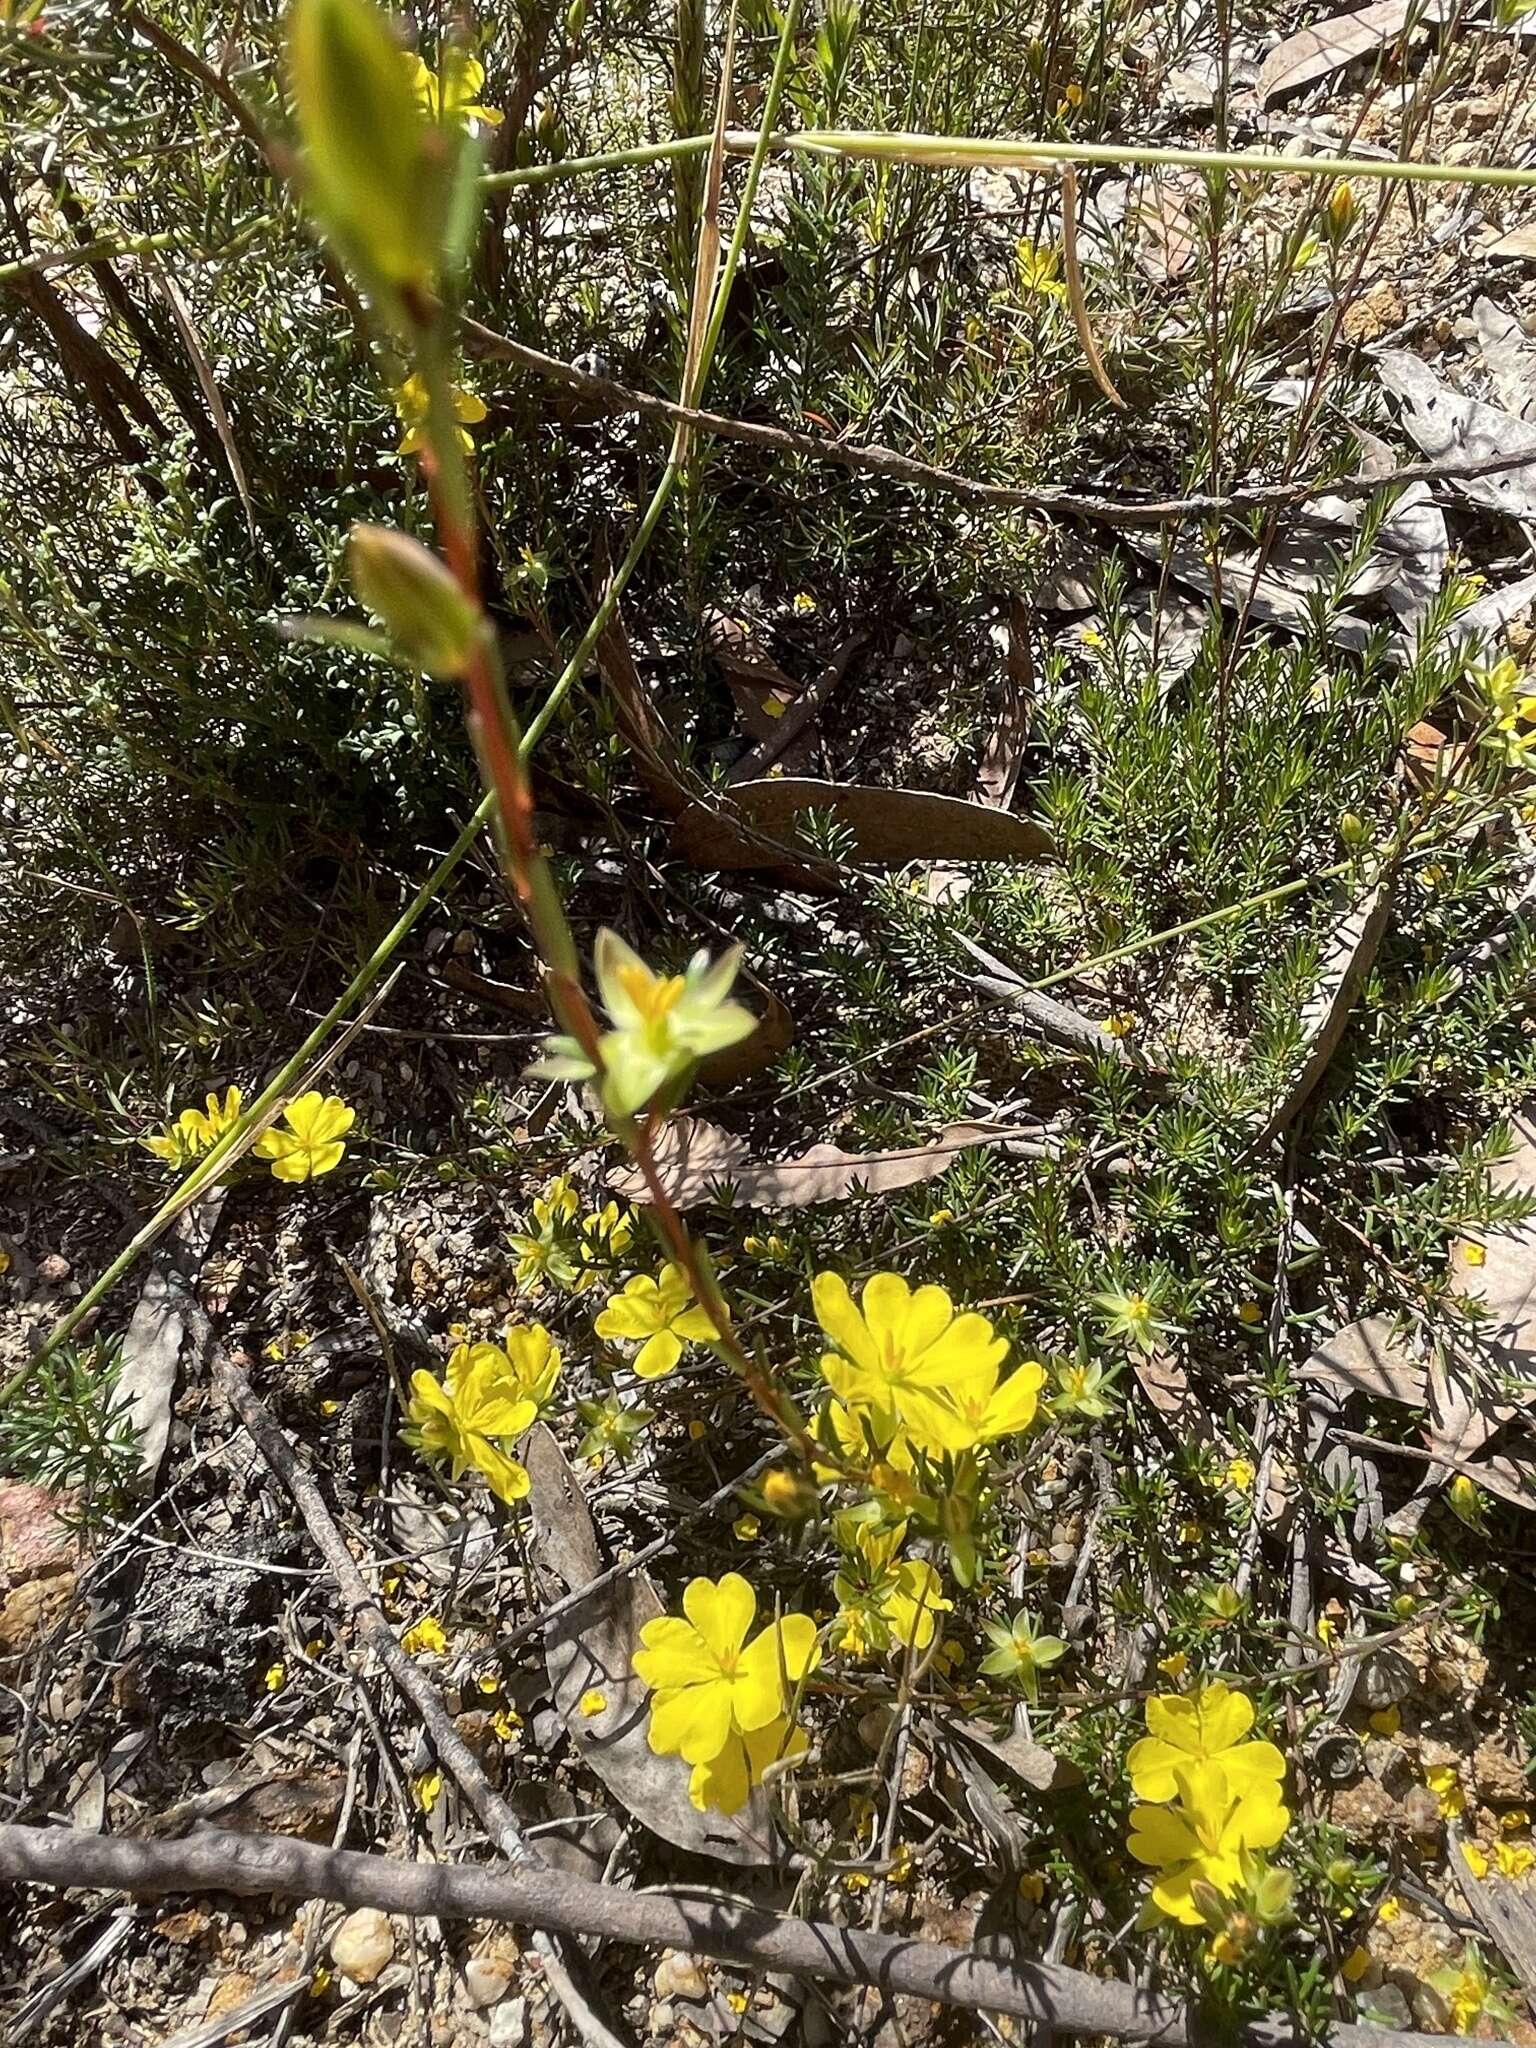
[463,314,1536,527]
[0,1820,1484,2048]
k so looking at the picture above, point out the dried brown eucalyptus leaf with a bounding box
[611,1118,1052,1211]
[523,1425,777,1865]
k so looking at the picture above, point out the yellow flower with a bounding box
[689,1715,808,1815]
[263,1660,287,1692]
[1128,1683,1286,1804]
[1463,1241,1487,1267]
[1179,1519,1204,1544]
[1237,1300,1263,1326]
[535,928,755,1117]
[393,372,489,458]
[1426,1765,1467,1820]
[1225,1457,1256,1494]
[833,1519,951,1656]
[1342,1944,1372,1983]
[401,1614,447,1657]
[491,1708,522,1744]
[1461,1841,1490,1879]
[1379,1894,1402,1923]
[1368,1706,1400,1737]
[733,1515,760,1543]
[812,1271,1010,1455]
[927,1207,955,1228]
[941,1359,1050,1452]
[761,1468,807,1515]
[633,1572,819,1765]
[402,46,503,128]
[413,1769,444,1813]
[687,1419,707,1441]
[1497,1842,1534,1878]
[253,1092,354,1183]
[1429,1946,1510,2035]
[579,1689,607,1718]
[1017,240,1066,297]
[1017,1871,1046,1903]
[1502,1808,1530,1833]
[143,1085,244,1166]
[477,1671,500,1695]
[264,1328,313,1362]
[1157,1651,1189,1683]
[595,1264,718,1380]
[403,1325,560,1505]
[1127,1761,1290,1925]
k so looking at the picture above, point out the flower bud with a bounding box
[1338,810,1367,848]
[349,524,482,676]
[1325,181,1357,238]
[288,0,446,289]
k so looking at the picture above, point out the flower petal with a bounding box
[812,1272,878,1371]
[1191,1682,1254,1754]
[907,1311,1009,1391]
[633,1618,718,1693]
[1126,1734,1187,1804]
[1127,1804,1199,1868]
[647,1676,736,1763]
[682,1574,755,1664]
[633,1329,683,1379]
[859,1271,918,1349]
[689,1737,752,1815]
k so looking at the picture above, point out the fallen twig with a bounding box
[0,1819,1491,2048]
[464,316,1536,527]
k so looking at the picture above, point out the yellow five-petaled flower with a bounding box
[534,928,756,1118]
[253,1092,354,1183]
[394,372,488,458]
[813,1270,1042,1458]
[403,1323,560,1505]
[633,1573,819,1816]
[143,1085,244,1167]
[595,1263,719,1380]
[1128,1760,1290,1925]
[1127,1682,1286,1803]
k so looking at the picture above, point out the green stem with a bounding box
[749,126,1536,190]
[482,127,1536,197]
[17,795,494,1385]
[1024,862,1355,995]
[480,135,712,192]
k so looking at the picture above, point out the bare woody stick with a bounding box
[0,1819,1494,2048]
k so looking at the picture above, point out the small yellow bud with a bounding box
[1326,181,1357,237]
